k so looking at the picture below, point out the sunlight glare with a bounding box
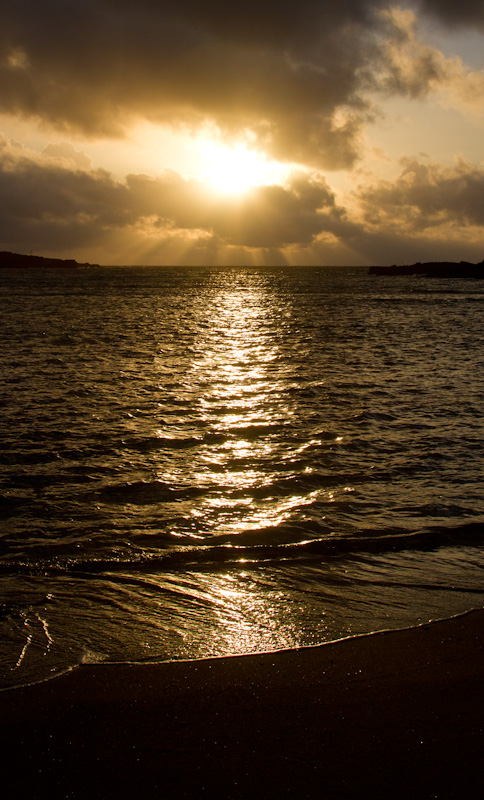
[199,141,288,194]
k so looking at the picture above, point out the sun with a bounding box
[199,141,288,195]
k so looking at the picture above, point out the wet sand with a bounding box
[1,609,483,799]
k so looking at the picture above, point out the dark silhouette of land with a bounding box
[369,260,484,278]
[0,251,98,269]
[2,251,483,275]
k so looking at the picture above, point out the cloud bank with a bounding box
[2,1,482,170]
[359,157,484,229]
[1,2,483,264]
[1,134,483,266]
[0,134,346,256]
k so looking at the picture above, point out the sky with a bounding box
[1,0,483,266]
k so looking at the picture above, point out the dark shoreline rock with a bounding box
[0,251,98,269]
[369,261,484,279]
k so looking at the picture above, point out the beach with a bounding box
[1,609,483,799]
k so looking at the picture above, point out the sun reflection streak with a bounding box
[155,273,300,538]
[191,571,301,655]
[142,272,333,655]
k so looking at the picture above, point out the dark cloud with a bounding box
[0,137,344,253]
[358,157,484,229]
[2,135,484,266]
[1,2,483,264]
[125,171,340,247]
[2,2,482,170]
[0,1,389,169]
[418,1,484,30]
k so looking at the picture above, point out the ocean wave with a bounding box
[1,521,482,578]
[2,266,484,688]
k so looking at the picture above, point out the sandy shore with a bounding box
[1,609,483,799]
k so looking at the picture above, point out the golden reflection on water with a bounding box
[150,275,313,653]
[191,571,300,655]
[157,277,301,537]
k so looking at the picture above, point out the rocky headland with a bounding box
[0,251,98,269]
[369,260,484,278]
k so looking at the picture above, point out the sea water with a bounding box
[1,265,483,689]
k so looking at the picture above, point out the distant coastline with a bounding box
[1,251,484,276]
[0,251,98,269]
[369,260,484,279]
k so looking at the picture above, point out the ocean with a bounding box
[1,264,483,690]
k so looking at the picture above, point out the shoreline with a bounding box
[2,607,480,693]
[3,605,481,695]
[1,609,483,798]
